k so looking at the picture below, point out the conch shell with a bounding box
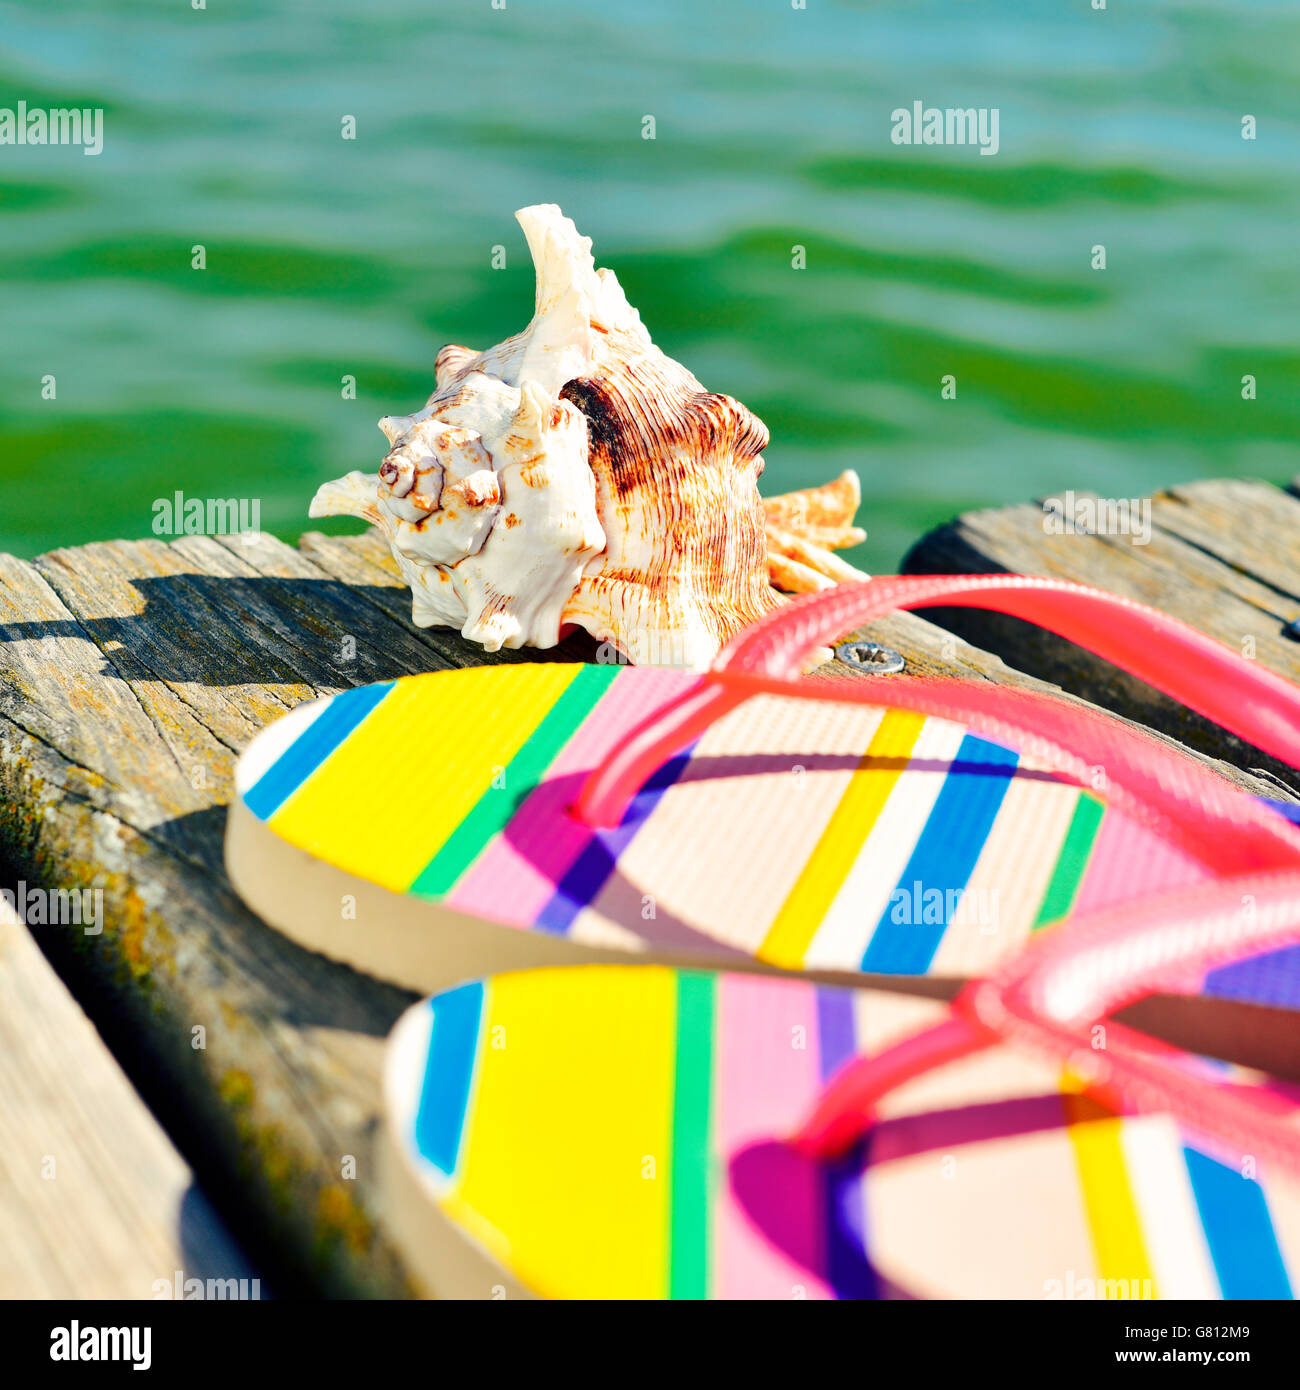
[311,204,867,669]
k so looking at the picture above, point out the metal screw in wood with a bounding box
[834,640,906,675]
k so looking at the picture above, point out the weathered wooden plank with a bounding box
[903,478,1300,798]
[0,896,260,1298]
[0,536,432,1296]
[0,516,1283,1297]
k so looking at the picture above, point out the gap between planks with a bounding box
[0,896,262,1299]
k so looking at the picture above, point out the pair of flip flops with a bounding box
[228,576,1300,1298]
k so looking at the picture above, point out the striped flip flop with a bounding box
[380,963,1300,1300]
[227,576,1300,1008]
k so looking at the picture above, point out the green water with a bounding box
[2,0,1297,571]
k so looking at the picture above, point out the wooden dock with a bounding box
[1,477,1297,1296]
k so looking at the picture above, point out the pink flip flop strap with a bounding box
[796,869,1300,1172]
[572,576,1300,1168]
